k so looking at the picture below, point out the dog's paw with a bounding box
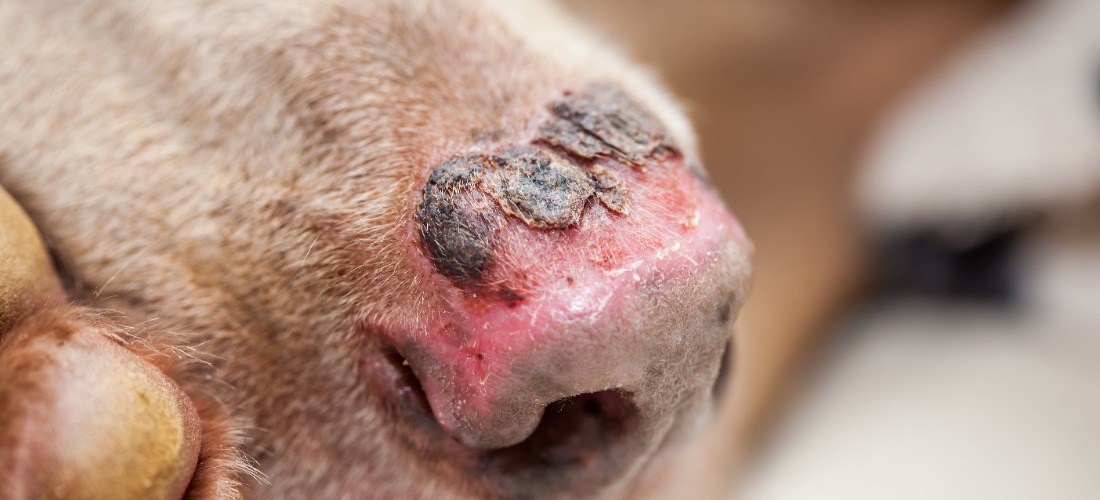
[0,309,202,500]
[0,186,249,500]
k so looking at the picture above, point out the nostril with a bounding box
[374,345,433,423]
[583,397,602,416]
[486,390,640,474]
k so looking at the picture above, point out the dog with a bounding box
[0,1,751,498]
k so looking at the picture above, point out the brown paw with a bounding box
[0,310,203,500]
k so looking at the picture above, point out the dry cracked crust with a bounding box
[417,83,675,287]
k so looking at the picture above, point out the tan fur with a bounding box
[0,1,736,498]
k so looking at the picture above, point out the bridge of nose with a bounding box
[398,82,750,449]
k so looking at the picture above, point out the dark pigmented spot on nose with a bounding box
[417,156,494,283]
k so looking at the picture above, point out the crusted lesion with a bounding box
[588,164,629,216]
[417,148,630,286]
[537,117,611,161]
[484,147,595,230]
[538,83,672,165]
[417,156,495,284]
[417,83,671,287]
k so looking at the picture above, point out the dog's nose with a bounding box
[411,233,746,450]
[391,83,750,485]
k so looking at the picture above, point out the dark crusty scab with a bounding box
[417,156,495,283]
[417,83,674,287]
[588,164,629,215]
[538,83,670,165]
[486,146,596,230]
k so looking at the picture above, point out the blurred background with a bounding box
[561,0,1100,498]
